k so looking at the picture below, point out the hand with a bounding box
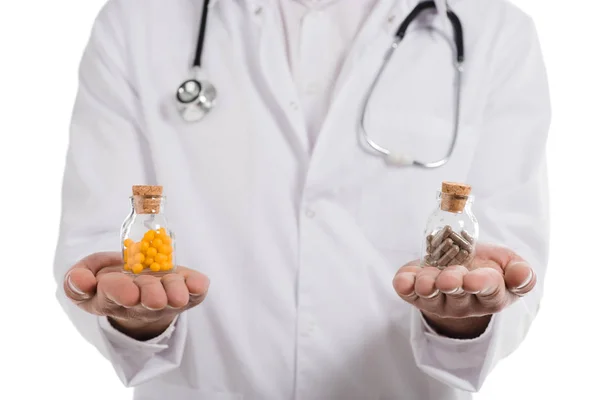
[63,252,210,340]
[392,243,536,339]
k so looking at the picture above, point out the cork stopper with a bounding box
[132,185,163,214]
[440,181,471,213]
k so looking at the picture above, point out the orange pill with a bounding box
[123,252,128,262]
[132,242,142,254]
[143,257,154,266]
[149,262,161,272]
[132,263,144,274]
[158,244,172,255]
[155,253,167,263]
[160,262,173,271]
[123,263,131,271]
[123,238,134,248]
[134,253,145,264]
[143,230,156,242]
[152,238,163,248]
[146,247,157,258]
[127,245,136,257]
[157,227,167,236]
[140,240,150,253]
[167,253,173,262]
[162,236,172,245]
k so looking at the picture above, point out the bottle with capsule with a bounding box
[121,185,176,275]
[421,182,479,269]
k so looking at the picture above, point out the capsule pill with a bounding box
[448,249,470,266]
[437,245,460,267]
[460,230,475,244]
[424,255,438,267]
[426,234,434,253]
[423,225,476,269]
[421,182,479,269]
[431,238,453,261]
[430,225,452,248]
[449,231,473,253]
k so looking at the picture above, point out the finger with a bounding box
[472,244,524,271]
[96,265,125,278]
[435,265,472,315]
[94,272,141,312]
[435,265,469,296]
[463,268,507,309]
[393,271,418,301]
[64,252,123,302]
[134,275,168,311]
[175,266,211,297]
[71,252,124,276]
[462,268,500,295]
[64,268,97,302]
[396,265,422,275]
[399,258,421,267]
[415,268,441,299]
[504,261,536,296]
[161,274,190,309]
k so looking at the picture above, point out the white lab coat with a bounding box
[53,0,551,399]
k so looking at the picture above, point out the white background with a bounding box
[0,1,598,399]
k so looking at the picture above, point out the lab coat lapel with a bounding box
[306,0,454,186]
[251,0,311,162]
[330,0,402,98]
[329,0,442,104]
[305,0,414,184]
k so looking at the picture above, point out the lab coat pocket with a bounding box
[355,115,479,262]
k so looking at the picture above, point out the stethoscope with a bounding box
[175,0,216,123]
[176,0,464,169]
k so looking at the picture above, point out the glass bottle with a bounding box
[120,185,176,275]
[421,182,479,269]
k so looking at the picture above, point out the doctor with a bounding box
[54,0,551,399]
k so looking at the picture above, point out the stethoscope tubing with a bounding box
[359,1,464,168]
[178,0,465,169]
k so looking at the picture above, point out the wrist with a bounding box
[422,311,492,340]
[107,315,176,341]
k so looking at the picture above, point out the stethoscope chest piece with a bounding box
[176,78,217,122]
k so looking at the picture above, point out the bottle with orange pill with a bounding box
[120,185,176,275]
